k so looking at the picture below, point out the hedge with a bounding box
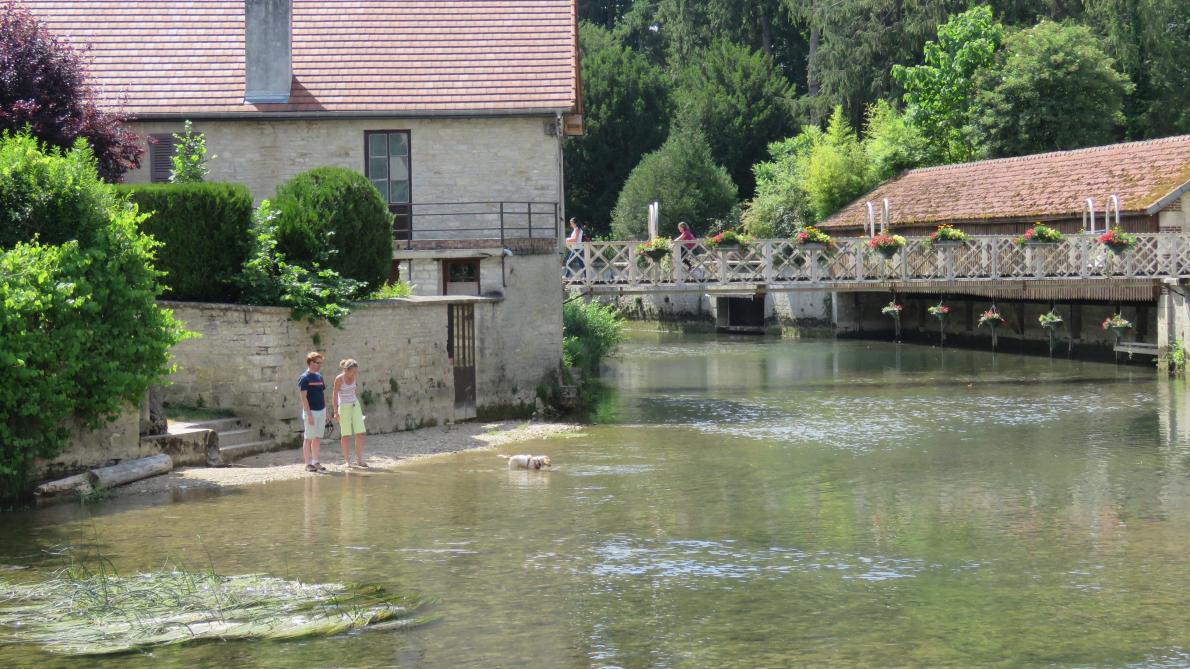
[271,167,393,293]
[117,182,254,302]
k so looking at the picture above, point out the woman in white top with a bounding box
[564,218,584,277]
[332,358,368,468]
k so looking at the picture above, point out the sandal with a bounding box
[305,464,317,472]
[315,462,327,472]
[356,462,369,468]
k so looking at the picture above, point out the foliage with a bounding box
[0,1,141,180]
[928,304,951,317]
[272,167,393,294]
[565,23,671,236]
[801,106,871,222]
[1039,310,1063,329]
[971,20,1133,157]
[861,99,929,183]
[978,308,1004,327]
[705,230,753,249]
[0,134,185,499]
[1097,227,1137,253]
[636,237,672,260]
[237,200,365,327]
[881,301,903,317]
[893,6,1005,163]
[1015,222,1063,245]
[1102,313,1133,330]
[0,564,427,655]
[367,281,413,300]
[1162,338,1186,374]
[673,39,795,195]
[168,120,215,183]
[562,299,625,373]
[741,128,822,237]
[0,132,119,248]
[610,127,738,239]
[794,226,833,245]
[117,182,254,302]
[929,224,969,244]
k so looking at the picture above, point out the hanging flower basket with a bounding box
[927,304,950,318]
[1038,310,1063,330]
[868,233,906,259]
[1014,222,1063,246]
[1097,227,1138,256]
[1102,313,1133,337]
[635,238,671,262]
[881,301,903,318]
[705,230,752,251]
[978,308,1005,328]
[928,224,968,248]
[794,226,835,252]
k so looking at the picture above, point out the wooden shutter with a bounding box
[149,134,177,183]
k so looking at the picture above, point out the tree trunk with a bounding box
[88,454,173,490]
[807,25,821,96]
[33,473,92,498]
[759,12,773,55]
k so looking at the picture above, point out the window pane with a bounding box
[368,156,388,180]
[389,133,408,156]
[368,134,387,158]
[371,179,389,202]
[389,155,408,180]
[390,180,410,203]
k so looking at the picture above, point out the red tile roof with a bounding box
[19,0,579,116]
[820,135,1190,230]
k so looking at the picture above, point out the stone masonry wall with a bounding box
[124,116,561,209]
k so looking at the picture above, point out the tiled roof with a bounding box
[820,135,1190,230]
[20,0,579,116]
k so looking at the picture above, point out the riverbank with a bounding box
[114,421,582,498]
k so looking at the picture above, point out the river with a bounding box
[4,334,1190,668]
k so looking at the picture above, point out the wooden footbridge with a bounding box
[562,235,1189,300]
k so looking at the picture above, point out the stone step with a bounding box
[217,428,260,448]
[219,440,277,463]
[172,416,248,433]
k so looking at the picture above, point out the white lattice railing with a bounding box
[560,234,1190,289]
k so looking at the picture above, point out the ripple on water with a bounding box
[527,538,944,586]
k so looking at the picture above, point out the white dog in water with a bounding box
[505,454,552,470]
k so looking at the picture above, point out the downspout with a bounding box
[557,110,566,252]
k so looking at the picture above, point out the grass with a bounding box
[0,560,429,655]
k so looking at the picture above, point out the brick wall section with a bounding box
[123,116,561,210]
[162,254,562,440]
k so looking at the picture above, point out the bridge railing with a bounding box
[561,234,1190,288]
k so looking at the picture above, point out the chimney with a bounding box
[244,0,291,103]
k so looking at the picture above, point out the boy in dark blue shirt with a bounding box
[298,351,327,472]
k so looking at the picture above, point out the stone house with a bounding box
[23,0,582,448]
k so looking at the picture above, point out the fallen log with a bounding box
[88,454,173,490]
[33,473,92,499]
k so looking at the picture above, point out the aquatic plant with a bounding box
[0,566,427,655]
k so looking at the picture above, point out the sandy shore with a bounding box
[116,421,581,497]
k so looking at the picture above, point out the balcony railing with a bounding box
[562,234,1190,289]
[392,201,559,247]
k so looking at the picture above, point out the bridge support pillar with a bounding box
[1156,280,1190,351]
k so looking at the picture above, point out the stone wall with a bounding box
[162,254,562,440]
[124,116,562,214]
[592,290,832,327]
[34,409,144,481]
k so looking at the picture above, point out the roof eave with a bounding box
[1145,179,1190,216]
[125,107,578,122]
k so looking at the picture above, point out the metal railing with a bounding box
[395,201,559,247]
[561,234,1190,290]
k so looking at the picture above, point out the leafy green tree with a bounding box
[892,5,1005,163]
[971,20,1133,157]
[578,0,635,30]
[168,120,215,183]
[610,127,737,239]
[741,126,823,237]
[800,106,872,221]
[862,99,929,182]
[674,39,795,196]
[565,23,670,236]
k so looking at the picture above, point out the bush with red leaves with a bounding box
[0,1,141,181]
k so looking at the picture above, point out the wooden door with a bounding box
[447,304,476,406]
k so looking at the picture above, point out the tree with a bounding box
[610,127,738,239]
[169,120,215,183]
[800,106,875,222]
[971,20,1133,157]
[565,23,671,236]
[892,5,1005,163]
[578,0,635,30]
[741,126,823,238]
[674,40,795,196]
[0,1,141,181]
[862,99,928,183]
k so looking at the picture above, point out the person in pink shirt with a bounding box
[673,221,696,269]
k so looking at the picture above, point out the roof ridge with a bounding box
[907,135,1190,175]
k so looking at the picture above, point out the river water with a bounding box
[4,334,1190,668]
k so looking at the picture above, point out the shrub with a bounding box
[0,132,118,247]
[368,281,413,299]
[272,167,393,293]
[238,200,364,327]
[562,300,625,373]
[117,182,253,302]
[169,120,215,183]
[0,134,186,499]
[611,127,737,239]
